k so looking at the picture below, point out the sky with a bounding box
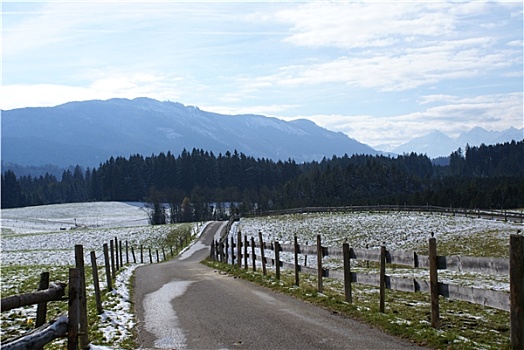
[1,1,523,149]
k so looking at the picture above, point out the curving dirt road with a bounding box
[134,221,428,349]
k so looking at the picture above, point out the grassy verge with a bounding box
[202,259,511,350]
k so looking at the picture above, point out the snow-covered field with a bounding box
[1,202,522,349]
[1,201,202,349]
[228,211,522,292]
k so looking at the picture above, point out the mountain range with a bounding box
[1,98,378,168]
[1,97,522,172]
[390,127,523,158]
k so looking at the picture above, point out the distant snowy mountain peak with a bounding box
[391,127,523,158]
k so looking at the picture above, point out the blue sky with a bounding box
[2,1,523,149]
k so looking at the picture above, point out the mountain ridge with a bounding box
[2,97,521,170]
[1,98,378,168]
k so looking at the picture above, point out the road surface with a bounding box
[134,221,428,349]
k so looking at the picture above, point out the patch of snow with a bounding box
[143,280,194,349]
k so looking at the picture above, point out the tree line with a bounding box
[2,141,523,219]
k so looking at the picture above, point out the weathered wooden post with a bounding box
[35,272,50,329]
[103,243,112,291]
[380,243,386,313]
[68,268,79,350]
[343,242,352,303]
[210,240,215,260]
[74,245,89,349]
[259,232,267,276]
[119,240,123,268]
[244,235,248,269]
[294,235,300,286]
[148,248,153,263]
[275,241,281,281]
[316,234,323,293]
[131,246,136,263]
[115,237,119,271]
[237,230,242,268]
[231,236,235,266]
[140,245,144,263]
[510,234,524,349]
[156,249,159,263]
[429,235,440,328]
[225,238,229,264]
[251,236,256,272]
[110,240,116,280]
[125,241,129,265]
[90,251,103,314]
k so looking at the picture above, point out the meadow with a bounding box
[1,201,198,349]
[1,203,522,349]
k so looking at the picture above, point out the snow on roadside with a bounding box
[0,202,209,349]
[92,265,140,349]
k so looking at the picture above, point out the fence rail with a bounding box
[250,205,524,223]
[211,231,524,349]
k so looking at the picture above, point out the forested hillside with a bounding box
[2,141,523,217]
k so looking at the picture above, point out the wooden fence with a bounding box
[211,231,524,349]
[248,205,524,223]
[1,228,194,349]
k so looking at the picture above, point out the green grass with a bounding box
[203,259,511,350]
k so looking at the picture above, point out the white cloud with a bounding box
[0,73,185,110]
[274,2,488,49]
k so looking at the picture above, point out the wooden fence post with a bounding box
[316,235,323,293]
[90,251,103,314]
[244,235,248,269]
[35,272,50,329]
[74,245,89,349]
[259,232,267,276]
[140,245,144,264]
[294,235,300,286]
[251,236,256,272]
[429,236,440,328]
[380,243,386,313]
[343,242,352,303]
[237,231,242,268]
[275,241,281,281]
[68,268,79,350]
[131,246,136,263]
[148,248,153,264]
[156,249,159,263]
[510,234,524,349]
[119,240,123,268]
[103,243,112,291]
[110,240,116,280]
[231,236,235,266]
[115,237,119,271]
[126,241,129,265]
[225,239,229,264]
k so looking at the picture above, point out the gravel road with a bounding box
[134,221,429,349]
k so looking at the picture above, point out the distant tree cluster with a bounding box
[2,141,523,216]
